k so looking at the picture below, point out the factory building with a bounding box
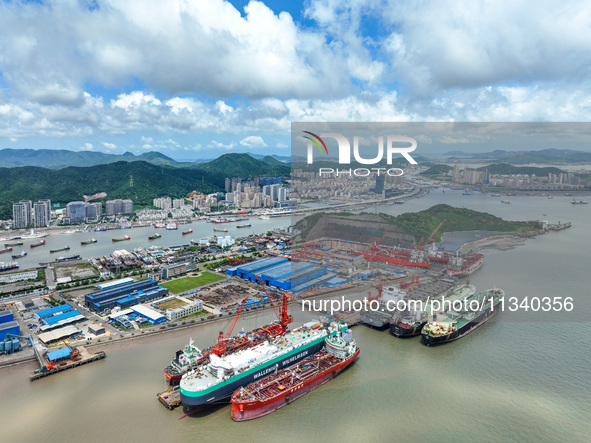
[130,305,166,324]
[0,321,20,341]
[85,279,168,313]
[35,305,86,332]
[0,309,14,324]
[226,257,332,291]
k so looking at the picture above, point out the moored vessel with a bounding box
[0,262,19,271]
[446,253,483,277]
[56,255,81,262]
[420,288,503,346]
[390,284,476,337]
[166,223,178,230]
[231,328,359,421]
[180,322,347,411]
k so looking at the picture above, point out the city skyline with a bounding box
[1,1,591,159]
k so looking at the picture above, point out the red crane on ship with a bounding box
[255,275,293,333]
[212,296,249,356]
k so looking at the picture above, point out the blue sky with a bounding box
[1,0,590,160]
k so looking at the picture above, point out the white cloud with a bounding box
[102,142,117,150]
[240,135,267,148]
[81,142,94,150]
[10,137,18,143]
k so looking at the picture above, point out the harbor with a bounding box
[29,345,106,381]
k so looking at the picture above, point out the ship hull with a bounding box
[231,348,360,421]
[446,259,483,277]
[180,340,326,411]
[390,321,426,337]
[421,309,498,346]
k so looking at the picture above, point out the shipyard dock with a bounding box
[29,345,106,381]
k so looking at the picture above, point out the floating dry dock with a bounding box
[30,345,106,381]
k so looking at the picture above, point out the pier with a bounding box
[29,346,106,381]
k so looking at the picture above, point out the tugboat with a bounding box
[231,327,359,421]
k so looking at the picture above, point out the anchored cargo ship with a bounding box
[0,247,12,254]
[4,242,23,247]
[81,238,97,245]
[180,322,347,411]
[213,228,228,233]
[231,328,359,421]
[182,229,193,235]
[447,253,483,277]
[50,246,70,253]
[30,240,45,248]
[11,251,27,259]
[390,284,476,337]
[112,236,130,242]
[148,233,161,240]
[236,224,251,228]
[421,288,503,346]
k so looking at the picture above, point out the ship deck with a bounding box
[181,328,326,393]
[235,350,341,402]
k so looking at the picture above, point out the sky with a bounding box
[1,0,591,160]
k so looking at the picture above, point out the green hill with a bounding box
[199,153,290,187]
[380,204,542,242]
[477,163,564,175]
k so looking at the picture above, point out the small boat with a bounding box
[4,242,23,247]
[50,246,70,253]
[182,229,193,235]
[148,233,162,240]
[571,199,589,205]
[112,236,131,242]
[30,240,46,248]
[236,224,251,228]
[0,247,13,254]
[81,238,97,245]
[501,200,511,204]
[11,251,27,259]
